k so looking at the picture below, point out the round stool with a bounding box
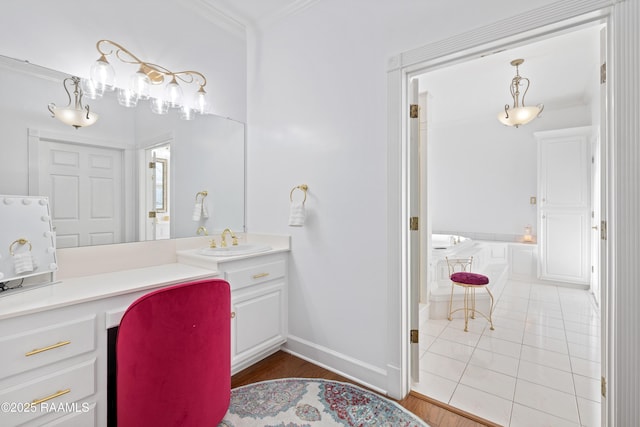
[446,258,495,332]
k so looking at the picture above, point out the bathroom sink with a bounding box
[198,244,272,257]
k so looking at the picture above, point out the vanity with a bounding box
[0,234,289,427]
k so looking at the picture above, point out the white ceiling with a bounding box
[188,0,602,125]
[417,24,603,124]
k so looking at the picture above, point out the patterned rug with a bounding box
[219,378,430,426]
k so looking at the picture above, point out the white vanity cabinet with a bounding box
[218,253,288,374]
[0,304,99,427]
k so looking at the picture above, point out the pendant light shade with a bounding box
[498,59,543,128]
[48,76,98,129]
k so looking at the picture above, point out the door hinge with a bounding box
[410,217,419,231]
[148,211,156,218]
[600,62,606,84]
[410,329,419,344]
[148,162,156,169]
[601,376,607,398]
[601,220,607,240]
[409,104,419,119]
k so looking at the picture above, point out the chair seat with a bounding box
[451,271,489,285]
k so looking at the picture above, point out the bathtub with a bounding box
[431,233,472,253]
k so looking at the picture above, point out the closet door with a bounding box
[536,127,591,285]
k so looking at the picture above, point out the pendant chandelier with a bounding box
[85,39,208,119]
[48,76,98,129]
[497,59,543,128]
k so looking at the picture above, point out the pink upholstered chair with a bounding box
[116,279,231,427]
[446,257,495,332]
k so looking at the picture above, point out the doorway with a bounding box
[403,19,606,427]
[142,143,171,241]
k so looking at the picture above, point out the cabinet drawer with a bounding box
[0,316,96,379]
[0,359,96,426]
[42,402,96,426]
[225,260,285,290]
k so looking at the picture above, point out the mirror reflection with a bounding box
[0,55,245,248]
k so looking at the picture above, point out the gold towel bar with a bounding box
[9,238,32,255]
[290,184,308,203]
[195,190,208,201]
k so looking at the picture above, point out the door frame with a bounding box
[385,1,616,422]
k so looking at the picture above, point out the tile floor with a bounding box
[413,279,601,427]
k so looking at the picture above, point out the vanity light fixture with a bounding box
[497,59,544,128]
[48,76,98,129]
[88,39,208,119]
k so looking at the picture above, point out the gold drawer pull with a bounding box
[231,312,236,318]
[25,340,71,357]
[252,272,269,279]
[31,389,71,406]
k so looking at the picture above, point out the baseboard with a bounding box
[283,334,388,396]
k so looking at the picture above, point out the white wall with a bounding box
[246,0,559,390]
[429,103,592,240]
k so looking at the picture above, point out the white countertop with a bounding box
[0,233,290,321]
[0,263,217,320]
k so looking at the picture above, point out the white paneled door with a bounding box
[38,141,123,248]
[536,127,592,285]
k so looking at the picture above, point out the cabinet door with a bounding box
[231,282,286,367]
[537,128,591,284]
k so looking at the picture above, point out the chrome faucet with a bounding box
[196,226,208,236]
[220,228,238,247]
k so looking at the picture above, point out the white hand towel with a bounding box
[201,201,209,219]
[288,201,306,227]
[192,202,202,221]
[13,252,35,274]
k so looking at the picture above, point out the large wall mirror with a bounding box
[0,55,245,248]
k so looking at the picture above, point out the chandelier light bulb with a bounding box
[164,77,183,108]
[150,97,169,115]
[194,87,207,114]
[80,78,104,100]
[130,69,151,100]
[117,87,139,107]
[90,55,116,92]
[179,105,195,120]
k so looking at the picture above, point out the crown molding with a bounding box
[259,0,323,28]
[183,0,247,39]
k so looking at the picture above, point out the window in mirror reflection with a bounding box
[154,158,168,213]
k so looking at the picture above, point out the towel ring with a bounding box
[290,184,308,203]
[195,191,208,202]
[10,238,32,255]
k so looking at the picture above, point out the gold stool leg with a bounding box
[448,283,455,321]
[470,288,476,319]
[486,286,495,330]
[463,287,470,332]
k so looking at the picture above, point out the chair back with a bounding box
[445,256,473,277]
[116,278,230,427]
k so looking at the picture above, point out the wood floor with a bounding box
[231,351,500,427]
